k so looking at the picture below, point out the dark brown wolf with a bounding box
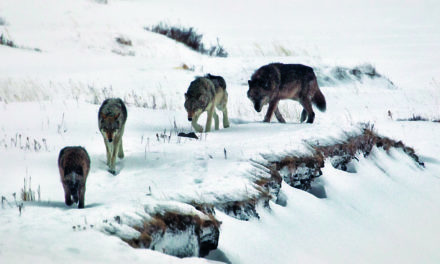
[98,98,127,174]
[58,146,90,209]
[247,63,326,123]
[184,74,229,132]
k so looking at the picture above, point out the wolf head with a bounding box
[247,65,281,112]
[247,79,275,112]
[99,113,121,143]
[184,93,209,121]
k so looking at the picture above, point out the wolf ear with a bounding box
[248,80,252,86]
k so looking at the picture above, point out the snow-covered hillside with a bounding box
[0,0,439,263]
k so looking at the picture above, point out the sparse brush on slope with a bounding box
[0,34,16,48]
[0,33,41,52]
[124,211,220,258]
[145,22,228,57]
[396,114,440,122]
[274,124,424,192]
[315,64,396,89]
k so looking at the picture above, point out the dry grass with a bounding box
[145,22,228,57]
[21,176,39,202]
[216,199,259,220]
[0,34,15,48]
[396,114,440,122]
[115,36,132,46]
[125,210,220,251]
[271,124,424,192]
[0,33,41,52]
[313,125,424,167]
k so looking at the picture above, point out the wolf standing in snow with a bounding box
[184,74,230,132]
[98,98,127,174]
[58,146,90,209]
[247,63,326,123]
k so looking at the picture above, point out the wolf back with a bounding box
[58,146,90,209]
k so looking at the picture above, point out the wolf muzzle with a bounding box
[254,103,262,113]
[187,112,194,121]
[106,132,113,143]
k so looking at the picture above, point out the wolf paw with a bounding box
[194,126,204,133]
[108,168,116,175]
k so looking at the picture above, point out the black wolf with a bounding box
[58,146,90,209]
[247,63,326,123]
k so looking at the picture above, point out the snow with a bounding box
[1,0,440,263]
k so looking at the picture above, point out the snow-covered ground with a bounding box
[0,0,439,263]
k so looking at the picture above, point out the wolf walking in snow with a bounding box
[247,63,326,123]
[184,74,230,132]
[98,98,127,174]
[58,146,90,209]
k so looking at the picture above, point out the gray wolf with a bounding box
[247,63,326,123]
[98,98,127,174]
[58,146,90,209]
[184,74,230,132]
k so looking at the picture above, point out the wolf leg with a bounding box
[104,139,111,166]
[213,110,220,130]
[118,126,125,159]
[63,184,73,206]
[205,104,215,132]
[219,93,230,128]
[264,100,280,122]
[222,107,230,128]
[108,140,118,175]
[300,109,307,123]
[78,185,86,209]
[300,99,315,123]
[191,112,203,133]
[118,138,124,159]
[274,107,286,123]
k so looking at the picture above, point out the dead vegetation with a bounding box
[0,133,48,152]
[0,33,41,52]
[21,176,40,202]
[273,124,424,191]
[115,36,132,46]
[397,114,440,122]
[316,64,396,88]
[145,22,228,57]
[0,33,15,48]
[273,153,325,190]
[125,210,220,257]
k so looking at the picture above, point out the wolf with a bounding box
[184,74,230,132]
[98,98,127,174]
[58,146,90,209]
[247,63,326,123]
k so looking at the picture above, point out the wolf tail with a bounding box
[312,80,326,112]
